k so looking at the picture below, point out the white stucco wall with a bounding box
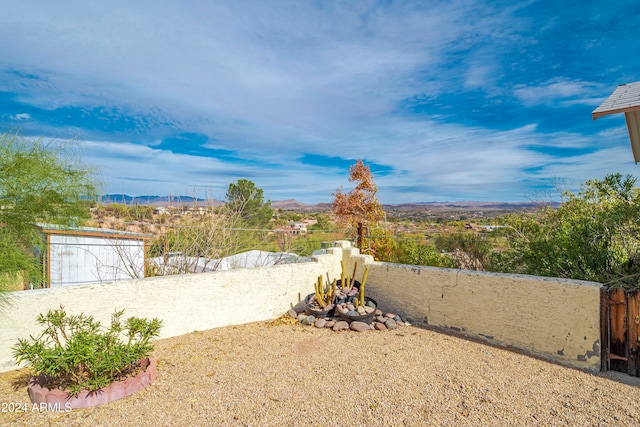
[0,241,604,373]
[361,260,603,371]
[0,247,342,372]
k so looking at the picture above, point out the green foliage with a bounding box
[382,239,456,268]
[490,173,640,289]
[98,203,154,221]
[364,225,397,261]
[225,179,273,226]
[310,214,334,231]
[435,232,492,269]
[102,203,130,218]
[12,306,162,396]
[0,134,97,285]
[128,204,154,221]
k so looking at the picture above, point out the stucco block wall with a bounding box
[0,248,342,373]
[361,260,603,371]
[0,240,604,374]
[332,240,375,285]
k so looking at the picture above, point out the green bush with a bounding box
[435,232,493,269]
[12,306,162,396]
[387,240,457,268]
[490,173,640,289]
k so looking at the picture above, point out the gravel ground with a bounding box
[1,319,639,426]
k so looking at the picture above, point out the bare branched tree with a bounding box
[146,192,251,275]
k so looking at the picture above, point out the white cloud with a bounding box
[10,113,31,120]
[513,78,602,106]
[0,1,634,203]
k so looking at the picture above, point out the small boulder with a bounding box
[314,318,326,328]
[292,300,307,314]
[332,321,350,331]
[350,321,370,332]
[301,315,316,326]
[374,322,387,331]
[384,318,397,330]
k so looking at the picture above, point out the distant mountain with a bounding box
[99,195,557,214]
[384,201,560,210]
[100,194,222,206]
[271,199,310,209]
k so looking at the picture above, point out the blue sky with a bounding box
[1,1,640,204]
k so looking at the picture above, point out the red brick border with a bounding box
[27,357,156,409]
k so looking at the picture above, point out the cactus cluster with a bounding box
[338,261,369,307]
[313,274,336,308]
[307,261,370,313]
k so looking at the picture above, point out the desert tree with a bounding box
[332,160,384,227]
[332,160,392,258]
[0,133,97,288]
[225,179,273,227]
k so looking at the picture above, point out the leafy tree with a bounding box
[0,134,97,287]
[490,173,640,289]
[310,214,333,231]
[225,179,273,227]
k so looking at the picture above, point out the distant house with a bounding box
[274,219,317,236]
[293,222,308,234]
[38,224,150,289]
[274,225,299,235]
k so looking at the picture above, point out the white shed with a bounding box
[39,224,150,288]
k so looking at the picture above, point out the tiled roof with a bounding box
[593,81,640,119]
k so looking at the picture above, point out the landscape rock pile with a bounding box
[287,300,409,332]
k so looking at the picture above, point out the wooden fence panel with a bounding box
[605,287,640,376]
[608,287,628,373]
[627,290,640,376]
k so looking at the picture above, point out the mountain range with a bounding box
[100,194,556,213]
